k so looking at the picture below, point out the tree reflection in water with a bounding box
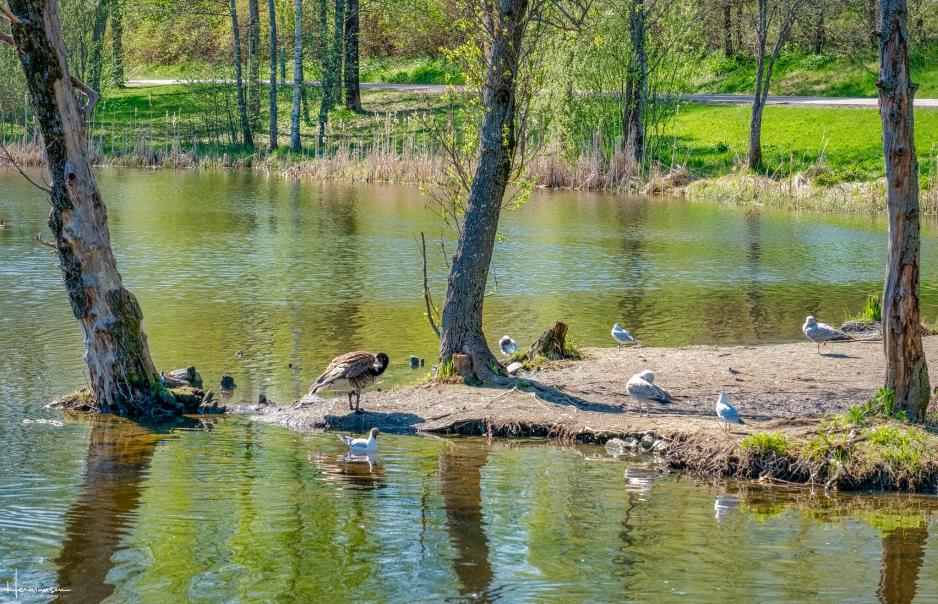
[877,523,928,604]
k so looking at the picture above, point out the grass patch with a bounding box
[739,432,789,455]
[839,388,910,425]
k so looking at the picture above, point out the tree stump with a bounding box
[528,322,568,360]
[452,354,474,381]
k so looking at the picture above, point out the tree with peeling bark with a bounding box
[290,0,303,152]
[747,0,803,170]
[2,0,168,419]
[268,0,278,148]
[877,0,930,420]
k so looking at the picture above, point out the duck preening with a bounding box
[802,316,849,354]
[611,323,636,349]
[310,351,390,413]
[340,427,379,454]
[625,369,672,413]
[715,392,744,432]
[499,335,517,357]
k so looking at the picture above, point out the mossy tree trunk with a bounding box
[343,0,361,111]
[109,0,124,87]
[229,0,253,148]
[438,0,530,380]
[290,0,303,152]
[878,0,930,420]
[6,0,163,418]
[268,0,278,149]
[87,0,109,93]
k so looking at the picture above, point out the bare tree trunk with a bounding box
[439,0,530,378]
[269,0,278,149]
[624,0,647,164]
[290,0,303,151]
[723,1,733,57]
[331,0,345,106]
[317,0,332,149]
[88,0,110,93]
[735,0,743,52]
[813,0,826,54]
[247,0,261,131]
[344,0,361,111]
[748,0,799,170]
[230,0,253,148]
[869,0,879,45]
[279,6,287,83]
[878,0,930,420]
[110,0,124,87]
[7,0,165,418]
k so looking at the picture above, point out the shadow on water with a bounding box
[439,442,493,602]
[52,416,203,603]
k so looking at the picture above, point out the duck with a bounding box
[340,427,379,454]
[0,218,9,229]
[309,351,390,413]
[802,316,849,354]
[611,323,636,349]
[499,335,517,357]
[625,369,672,413]
[715,392,744,432]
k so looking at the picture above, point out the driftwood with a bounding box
[528,322,569,360]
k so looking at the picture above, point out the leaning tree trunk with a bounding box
[247,0,261,132]
[343,0,362,111]
[230,0,253,148]
[748,0,769,170]
[290,0,303,151]
[878,0,930,420]
[87,0,109,93]
[7,0,163,418]
[109,0,124,87]
[268,0,278,149]
[438,0,529,379]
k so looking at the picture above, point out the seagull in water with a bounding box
[715,392,744,432]
[626,370,672,414]
[802,316,849,354]
[499,335,517,357]
[340,427,379,454]
[611,324,636,349]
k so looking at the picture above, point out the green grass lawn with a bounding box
[54,82,938,186]
[692,51,938,98]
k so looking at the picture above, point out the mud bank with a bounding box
[256,339,938,491]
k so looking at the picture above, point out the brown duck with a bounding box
[309,351,390,413]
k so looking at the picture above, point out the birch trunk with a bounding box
[268,0,278,149]
[290,0,303,152]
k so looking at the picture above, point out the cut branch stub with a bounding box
[528,322,569,360]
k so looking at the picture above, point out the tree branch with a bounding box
[418,232,441,339]
[0,5,21,27]
[70,76,100,121]
[0,31,12,47]
[0,139,52,195]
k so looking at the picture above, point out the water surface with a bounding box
[2,170,938,601]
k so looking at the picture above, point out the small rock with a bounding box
[605,438,628,456]
[409,355,420,369]
[420,358,425,367]
[727,367,740,374]
[220,374,236,391]
[506,361,524,375]
[257,393,269,406]
[623,437,639,449]
[640,434,655,450]
[652,439,669,453]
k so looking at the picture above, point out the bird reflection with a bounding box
[623,465,657,499]
[713,493,739,522]
[307,449,385,491]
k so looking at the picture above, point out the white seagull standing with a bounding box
[626,370,672,413]
[611,324,636,349]
[802,316,849,354]
[715,392,744,432]
[499,335,517,357]
[339,427,379,454]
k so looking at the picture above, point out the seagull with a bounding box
[611,324,636,349]
[625,369,672,413]
[499,335,517,357]
[339,427,379,454]
[715,392,744,432]
[802,316,849,354]
[309,351,390,413]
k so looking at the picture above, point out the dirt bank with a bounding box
[256,338,938,491]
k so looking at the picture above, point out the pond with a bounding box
[2,169,938,601]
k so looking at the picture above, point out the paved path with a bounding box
[127,79,938,109]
